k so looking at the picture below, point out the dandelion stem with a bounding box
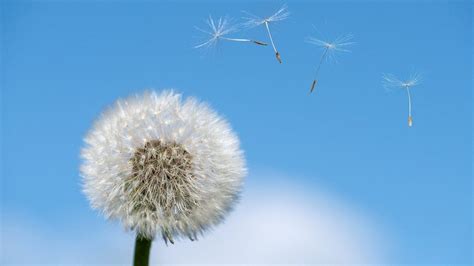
[310,47,329,93]
[405,86,413,127]
[221,37,267,46]
[264,21,281,63]
[133,234,152,266]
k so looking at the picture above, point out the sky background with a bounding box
[1,0,472,265]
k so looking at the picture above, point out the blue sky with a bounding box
[1,0,472,265]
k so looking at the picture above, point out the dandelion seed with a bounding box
[243,5,290,63]
[81,90,247,263]
[383,72,422,127]
[307,31,355,94]
[194,16,267,49]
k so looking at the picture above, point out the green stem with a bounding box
[133,234,152,266]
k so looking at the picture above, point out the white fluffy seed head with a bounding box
[382,72,422,91]
[80,90,246,242]
[243,5,290,28]
[307,33,355,62]
[194,16,237,49]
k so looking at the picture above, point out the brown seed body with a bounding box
[127,140,198,243]
[253,40,268,46]
[310,80,317,94]
[275,52,282,64]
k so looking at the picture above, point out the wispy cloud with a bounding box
[154,175,389,264]
[1,173,389,265]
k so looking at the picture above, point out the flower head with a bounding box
[243,5,290,28]
[307,33,355,62]
[382,72,422,127]
[382,72,422,90]
[306,30,355,93]
[81,90,246,243]
[194,16,237,49]
[194,16,267,49]
[242,5,289,63]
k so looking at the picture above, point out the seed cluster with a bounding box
[126,140,198,242]
[82,91,247,242]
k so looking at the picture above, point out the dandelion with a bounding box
[307,32,355,93]
[194,16,267,49]
[243,5,290,63]
[81,90,246,265]
[383,72,422,127]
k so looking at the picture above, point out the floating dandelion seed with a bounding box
[81,90,246,265]
[307,32,355,94]
[243,5,289,63]
[194,16,267,49]
[383,72,422,127]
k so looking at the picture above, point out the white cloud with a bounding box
[154,175,389,264]
[1,173,389,265]
[1,213,133,265]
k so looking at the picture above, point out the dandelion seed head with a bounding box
[81,90,246,241]
[194,16,237,49]
[383,72,422,90]
[307,33,355,61]
[382,72,420,127]
[243,5,290,28]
